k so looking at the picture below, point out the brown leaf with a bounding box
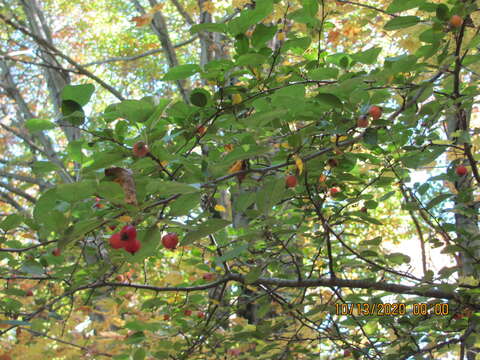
[132,14,153,27]
[228,160,244,174]
[104,167,138,205]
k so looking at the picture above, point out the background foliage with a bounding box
[1,0,480,359]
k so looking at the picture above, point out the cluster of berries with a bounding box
[109,225,141,254]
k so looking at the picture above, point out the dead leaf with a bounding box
[202,1,215,14]
[132,14,153,27]
[228,160,244,174]
[104,167,138,205]
[328,30,341,44]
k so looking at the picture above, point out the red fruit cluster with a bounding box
[285,175,297,188]
[202,273,215,281]
[109,225,141,254]
[330,187,340,196]
[197,125,207,136]
[368,105,382,120]
[94,196,104,209]
[456,165,468,176]
[449,15,463,29]
[133,141,149,158]
[162,232,179,250]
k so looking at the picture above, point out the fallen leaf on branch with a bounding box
[104,167,138,205]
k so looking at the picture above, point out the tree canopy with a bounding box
[1,0,480,359]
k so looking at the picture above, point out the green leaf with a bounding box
[388,253,411,264]
[183,219,231,245]
[115,99,155,123]
[145,99,172,129]
[400,147,444,168]
[147,181,200,196]
[316,93,343,109]
[236,53,268,66]
[425,194,452,210]
[190,88,211,107]
[387,0,425,13]
[61,100,85,126]
[97,182,125,203]
[252,24,277,49]
[21,260,44,275]
[466,35,480,50]
[389,55,418,73]
[363,128,378,146]
[25,118,56,132]
[33,189,59,227]
[379,191,395,202]
[235,34,250,55]
[308,67,339,80]
[384,16,420,30]
[242,110,285,128]
[216,243,249,263]
[282,37,311,52]
[125,331,145,344]
[233,192,256,213]
[302,0,318,17]
[256,178,286,214]
[56,181,96,203]
[0,214,23,231]
[163,64,201,80]
[32,161,59,174]
[190,23,227,34]
[133,348,146,360]
[61,84,95,106]
[245,267,263,284]
[351,47,382,65]
[0,320,31,326]
[61,218,107,247]
[228,0,273,35]
[85,151,125,171]
[169,193,200,216]
[435,4,449,21]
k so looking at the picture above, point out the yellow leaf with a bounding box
[459,276,478,286]
[165,271,183,285]
[228,160,244,173]
[117,215,132,223]
[132,14,153,27]
[281,142,292,149]
[111,317,125,327]
[202,1,215,14]
[232,93,242,104]
[160,160,168,167]
[214,204,226,212]
[293,155,303,175]
[432,139,453,145]
[233,0,250,9]
[151,3,164,12]
[277,31,286,41]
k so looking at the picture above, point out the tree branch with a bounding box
[0,13,125,101]
[82,36,198,67]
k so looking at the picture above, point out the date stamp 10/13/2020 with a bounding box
[335,303,450,316]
